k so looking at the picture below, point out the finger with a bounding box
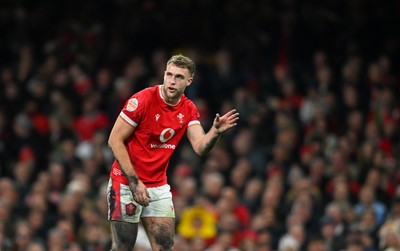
[136,192,150,206]
[225,109,237,116]
[135,199,146,207]
[225,124,238,130]
[228,112,240,120]
[146,190,151,198]
[228,119,239,126]
[140,194,149,207]
[219,110,237,120]
[134,192,143,200]
[216,113,220,122]
[133,194,141,205]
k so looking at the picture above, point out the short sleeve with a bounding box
[187,101,201,127]
[119,92,147,127]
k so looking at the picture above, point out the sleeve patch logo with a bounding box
[126,98,138,111]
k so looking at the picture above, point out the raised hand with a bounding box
[213,109,239,134]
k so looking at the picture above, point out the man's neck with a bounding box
[159,85,180,106]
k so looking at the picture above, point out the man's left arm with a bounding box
[187,109,239,156]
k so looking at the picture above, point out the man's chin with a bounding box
[167,91,180,99]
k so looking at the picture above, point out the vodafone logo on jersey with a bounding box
[160,128,175,142]
[150,128,177,149]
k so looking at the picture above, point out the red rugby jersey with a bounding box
[110,85,200,187]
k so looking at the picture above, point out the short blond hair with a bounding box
[167,54,196,77]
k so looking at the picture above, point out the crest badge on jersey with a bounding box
[126,98,138,112]
[177,113,184,124]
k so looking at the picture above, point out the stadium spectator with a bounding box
[0,1,400,250]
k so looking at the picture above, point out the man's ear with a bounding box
[187,78,193,86]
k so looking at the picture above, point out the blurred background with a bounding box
[1,0,400,250]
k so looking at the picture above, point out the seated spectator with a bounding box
[306,235,325,251]
[354,186,387,225]
[26,241,46,251]
[242,177,264,214]
[13,220,33,251]
[278,223,305,251]
[319,215,346,251]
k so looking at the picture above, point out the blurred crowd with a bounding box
[1,0,400,251]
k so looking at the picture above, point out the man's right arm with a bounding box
[108,116,150,206]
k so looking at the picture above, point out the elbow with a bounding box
[195,145,208,157]
[194,140,214,156]
[108,136,126,152]
[108,137,116,150]
[193,143,203,156]
[196,150,206,157]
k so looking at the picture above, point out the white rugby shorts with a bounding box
[107,178,175,223]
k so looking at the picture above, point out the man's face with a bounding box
[162,63,192,102]
[307,240,325,251]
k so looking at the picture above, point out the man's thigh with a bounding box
[142,217,175,251]
[140,185,175,250]
[142,184,175,218]
[110,221,138,251]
